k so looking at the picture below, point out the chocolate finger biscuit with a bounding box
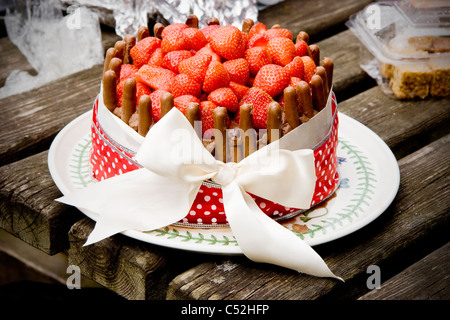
[186,14,199,28]
[283,86,300,131]
[296,80,314,119]
[103,47,118,75]
[322,57,334,90]
[267,101,282,143]
[123,34,136,64]
[160,92,174,118]
[138,95,152,137]
[137,26,150,42]
[213,107,228,162]
[121,78,137,124]
[186,102,200,127]
[239,103,256,157]
[242,18,254,33]
[102,70,117,112]
[310,74,326,111]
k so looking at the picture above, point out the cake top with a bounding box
[101,15,333,162]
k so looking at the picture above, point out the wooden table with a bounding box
[1,0,449,304]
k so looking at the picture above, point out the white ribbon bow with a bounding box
[58,107,341,280]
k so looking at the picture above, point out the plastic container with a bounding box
[346,0,450,99]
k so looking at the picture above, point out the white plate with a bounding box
[48,111,400,255]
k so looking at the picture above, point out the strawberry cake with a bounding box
[91,15,339,227]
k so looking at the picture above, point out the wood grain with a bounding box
[0,150,82,254]
[0,37,35,88]
[359,242,450,300]
[338,87,450,159]
[258,0,373,42]
[0,65,102,166]
[0,29,120,165]
[166,134,450,300]
[317,30,376,101]
[68,218,210,300]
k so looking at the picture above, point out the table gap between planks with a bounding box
[0,0,449,300]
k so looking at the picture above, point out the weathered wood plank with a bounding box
[0,150,82,254]
[166,134,450,300]
[259,0,373,42]
[317,29,376,101]
[0,228,105,289]
[0,29,119,166]
[359,242,450,300]
[67,218,209,300]
[0,65,102,166]
[338,87,450,159]
[0,37,36,88]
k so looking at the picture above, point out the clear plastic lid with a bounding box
[346,0,450,65]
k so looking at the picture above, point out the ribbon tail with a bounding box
[57,169,200,246]
[222,181,342,280]
[82,214,127,246]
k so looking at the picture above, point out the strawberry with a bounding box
[247,28,292,49]
[266,37,295,66]
[290,76,302,87]
[161,23,188,38]
[200,24,220,42]
[223,58,250,85]
[135,65,176,91]
[238,87,273,129]
[253,64,290,97]
[284,56,304,79]
[135,81,152,105]
[178,53,212,85]
[130,37,161,68]
[228,81,250,101]
[161,50,192,73]
[247,33,269,48]
[245,46,272,76]
[300,55,316,83]
[264,28,292,41]
[207,87,239,112]
[115,79,126,107]
[209,25,245,60]
[248,22,267,40]
[150,89,169,122]
[247,76,255,87]
[295,39,308,57]
[200,100,219,136]
[161,30,191,53]
[174,95,200,114]
[147,47,164,67]
[170,73,201,98]
[195,45,221,62]
[203,61,230,93]
[182,27,208,51]
[240,32,249,51]
[119,64,138,82]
